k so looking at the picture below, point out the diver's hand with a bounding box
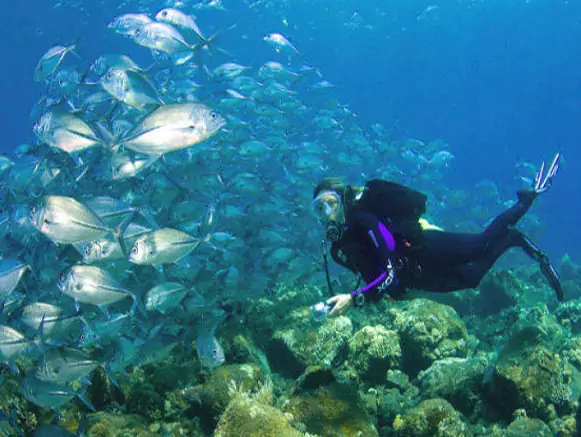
[326,294,352,318]
[533,153,561,195]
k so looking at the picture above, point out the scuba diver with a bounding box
[311,153,563,318]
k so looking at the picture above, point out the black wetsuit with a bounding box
[330,191,563,302]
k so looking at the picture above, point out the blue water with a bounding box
[1,0,579,260]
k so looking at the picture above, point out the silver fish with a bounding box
[79,313,131,347]
[57,265,140,312]
[84,196,136,228]
[107,13,152,37]
[91,54,147,76]
[35,347,99,384]
[0,259,30,300]
[33,111,104,154]
[20,303,81,340]
[100,68,162,110]
[263,33,300,55]
[145,282,188,314]
[20,375,95,412]
[116,103,225,155]
[155,8,206,41]
[74,236,125,264]
[195,318,225,371]
[34,44,77,82]
[130,22,195,65]
[0,325,33,363]
[29,196,112,244]
[109,149,160,181]
[128,228,201,265]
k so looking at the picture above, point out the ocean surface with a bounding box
[1,0,579,260]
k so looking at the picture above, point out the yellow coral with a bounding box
[393,415,404,430]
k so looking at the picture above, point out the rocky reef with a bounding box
[4,257,581,436]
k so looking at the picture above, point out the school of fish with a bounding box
[0,1,542,419]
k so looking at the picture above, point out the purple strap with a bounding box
[351,271,387,297]
[378,222,396,252]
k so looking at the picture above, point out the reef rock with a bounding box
[490,344,571,421]
[269,307,352,377]
[347,325,402,384]
[392,398,471,437]
[504,417,552,437]
[215,392,303,437]
[555,298,581,335]
[387,299,472,376]
[418,355,489,416]
[473,270,521,315]
[184,363,263,425]
[286,382,379,437]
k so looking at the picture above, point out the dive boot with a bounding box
[515,229,563,302]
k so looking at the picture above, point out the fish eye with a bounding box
[84,245,91,256]
[59,272,66,282]
[131,246,138,255]
[161,11,167,17]
[210,111,218,120]
[75,283,83,291]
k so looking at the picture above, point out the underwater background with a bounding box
[1,0,579,260]
[1,1,581,436]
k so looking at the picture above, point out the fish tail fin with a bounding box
[94,121,119,150]
[32,315,47,352]
[129,292,148,319]
[102,363,121,389]
[76,383,97,412]
[69,37,83,60]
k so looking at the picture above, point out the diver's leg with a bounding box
[449,228,563,301]
[482,192,535,240]
[444,229,520,290]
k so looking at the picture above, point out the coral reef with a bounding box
[286,382,379,436]
[386,299,474,376]
[391,398,470,437]
[268,308,352,377]
[347,325,402,384]
[11,260,581,436]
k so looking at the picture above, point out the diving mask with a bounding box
[311,191,342,224]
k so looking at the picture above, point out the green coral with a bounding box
[347,325,402,384]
